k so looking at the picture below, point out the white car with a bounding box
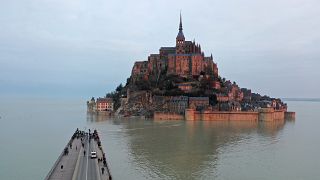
[91,151,97,159]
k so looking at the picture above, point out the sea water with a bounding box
[0,97,319,179]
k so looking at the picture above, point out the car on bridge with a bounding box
[91,151,97,159]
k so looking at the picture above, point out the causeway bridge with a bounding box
[45,129,112,180]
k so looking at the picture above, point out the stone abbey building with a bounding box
[131,14,218,81]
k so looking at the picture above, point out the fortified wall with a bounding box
[185,109,258,121]
[154,108,295,121]
[257,108,285,121]
[154,111,185,120]
[186,108,293,121]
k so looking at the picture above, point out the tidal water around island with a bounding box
[0,97,320,180]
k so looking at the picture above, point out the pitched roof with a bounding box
[96,98,113,103]
[189,97,209,101]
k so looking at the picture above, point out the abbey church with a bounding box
[131,14,218,80]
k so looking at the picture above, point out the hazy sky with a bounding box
[0,0,319,99]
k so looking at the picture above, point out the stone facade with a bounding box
[188,97,209,110]
[96,98,114,111]
[211,80,221,89]
[216,94,229,102]
[168,96,189,114]
[87,97,114,112]
[131,61,149,82]
[176,82,193,92]
[154,112,185,120]
[223,81,243,102]
[87,97,96,112]
[185,108,291,121]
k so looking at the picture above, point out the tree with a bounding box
[135,79,151,90]
[164,80,174,91]
[126,78,131,86]
[209,94,218,106]
[116,83,123,92]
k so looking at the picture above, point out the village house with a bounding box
[189,97,209,110]
[131,61,149,83]
[96,98,114,111]
[211,80,221,89]
[176,82,193,93]
[168,96,189,114]
[216,94,229,102]
[241,88,252,102]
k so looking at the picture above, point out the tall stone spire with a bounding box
[179,11,183,31]
[176,11,185,40]
[176,11,185,54]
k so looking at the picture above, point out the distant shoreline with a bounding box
[282,98,320,102]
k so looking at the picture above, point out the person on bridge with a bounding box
[84,150,86,156]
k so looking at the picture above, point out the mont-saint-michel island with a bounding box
[87,14,295,122]
[3,1,320,179]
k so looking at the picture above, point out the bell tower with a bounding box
[176,12,185,54]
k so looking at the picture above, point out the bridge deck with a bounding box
[46,138,81,180]
[46,130,111,180]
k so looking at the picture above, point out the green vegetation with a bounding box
[107,71,221,111]
[106,83,126,110]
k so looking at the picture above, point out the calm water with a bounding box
[0,97,319,180]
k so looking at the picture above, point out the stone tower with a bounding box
[176,12,185,54]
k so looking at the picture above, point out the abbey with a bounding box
[131,14,218,80]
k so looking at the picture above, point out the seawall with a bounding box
[285,111,296,120]
[154,112,185,120]
[154,108,295,121]
[200,110,258,121]
[185,109,259,121]
[257,108,284,121]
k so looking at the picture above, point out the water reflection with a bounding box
[87,113,293,179]
[87,113,112,122]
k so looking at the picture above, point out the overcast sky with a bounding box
[0,0,319,99]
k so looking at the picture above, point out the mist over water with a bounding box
[0,98,319,179]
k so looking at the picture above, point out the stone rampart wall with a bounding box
[192,111,258,121]
[157,108,289,121]
[273,110,285,120]
[154,112,184,120]
[258,108,285,121]
[185,108,286,121]
[284,112,296,120]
